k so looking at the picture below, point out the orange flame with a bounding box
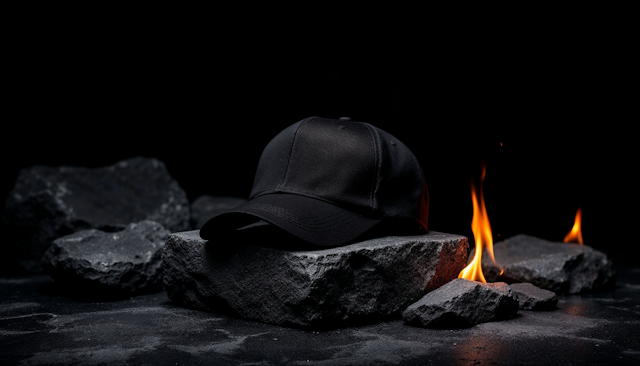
[563,208,584,244]
[458,163,501,282]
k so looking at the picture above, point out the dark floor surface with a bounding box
[1,265,639,366]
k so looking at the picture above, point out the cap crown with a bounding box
[250,117,428,227]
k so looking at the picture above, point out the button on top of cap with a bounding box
[338,117,351,121]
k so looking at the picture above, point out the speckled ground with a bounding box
[1,265,639,366]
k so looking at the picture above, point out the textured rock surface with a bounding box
[190,195,246,229]
[163,229,469,329]
[2,156,190,271]
[42,220,169,298]
[510,282,558,310]
[477,234,616,294]
[3,265,640,365]
[402,278,519,328]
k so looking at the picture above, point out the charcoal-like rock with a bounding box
[163,229,469,329]
[509,282,558,310]
[477,234,616,294]
[402,278,519,328]
[190,195,246,230]
[42,220,169,298]
[2,156,190,271]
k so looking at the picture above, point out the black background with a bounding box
[3,10,637,265]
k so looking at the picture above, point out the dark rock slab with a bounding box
[510,282,558,310]
[190,195,246,229]
[163,229,469,329]
[477,234,616,294]
[41,220,169,298]
[2,156,190,272]
[402,278,519,328]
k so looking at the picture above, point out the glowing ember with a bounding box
[563,208,584,244]
[458,163,501,282]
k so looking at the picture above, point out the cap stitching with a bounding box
[249,195,359,222]
[279,117,312,191]
[252,187,376,218]
[249,203,363,232]
[362,123,381,214]
[251,203,355,225]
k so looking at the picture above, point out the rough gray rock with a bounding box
[2,156,190,271]
[163,229,469,329]
[190,195,246,229]
[41,220,169,298]
[402,278,519,328]
[477,234,616,294]
[509,282,558,310]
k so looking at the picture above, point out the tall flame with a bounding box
[458,163,500,282]
[563,208,584,244]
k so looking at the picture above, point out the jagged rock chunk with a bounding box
[42,220,169,298]
[162,229,469,329]
[478,234,616,294]
[2,156,190,271]
[190,195,246,230]
[402,278,519,328]
[509,282,558,310]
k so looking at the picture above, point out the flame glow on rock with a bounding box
[458,163,501,282]
[563,208,584,244]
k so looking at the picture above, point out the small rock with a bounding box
[509,282,558,310]
[2,156,190,272]
[163,228,469,329]
[477,234,616,294]
[402,278,519,328]
[190,195,246,229]
[42,220,169,298]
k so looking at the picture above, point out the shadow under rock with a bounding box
[36,277,161,302]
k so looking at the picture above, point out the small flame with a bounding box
[458,163,501,282]
[563,208,584,244]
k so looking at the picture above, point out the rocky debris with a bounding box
[190,195,246,229]
[41,220,169,299]
[163,228,469,329]
[402,278,519,328]
[2,156,190,272]
[509,282,558,310]
[477,234,616,295]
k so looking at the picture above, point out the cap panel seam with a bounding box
[408,146,424,192]
[279,117,312,191]
[410,149,428,229]
[362,123,381,213]
[412,154,424,184]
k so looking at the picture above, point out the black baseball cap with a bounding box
[200,116,429,247]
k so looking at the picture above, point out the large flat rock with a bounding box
[163,229,469,329]
[478,234,616,294]
[2,156,190,272]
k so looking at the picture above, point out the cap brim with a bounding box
[199,193,381,247]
